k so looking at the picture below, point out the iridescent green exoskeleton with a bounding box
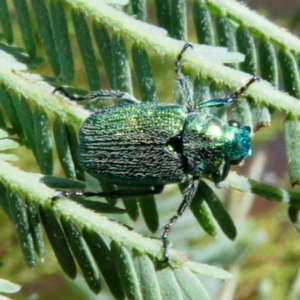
[54,43,259,261]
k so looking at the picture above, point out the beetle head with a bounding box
[223,120,252,164]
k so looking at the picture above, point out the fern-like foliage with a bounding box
[1,0,300,299]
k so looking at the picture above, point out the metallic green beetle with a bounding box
[54,43,259,261]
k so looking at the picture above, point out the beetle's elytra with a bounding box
[53,43,259,261]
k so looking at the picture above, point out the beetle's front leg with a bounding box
[162,176,199,261]
[211,160,231,188]
[197,75,259,109]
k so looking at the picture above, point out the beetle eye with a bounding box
[245,125,251,132]
[228,120,241,128]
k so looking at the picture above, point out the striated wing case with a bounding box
[79,103,188,186]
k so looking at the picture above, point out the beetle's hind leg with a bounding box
[175,43,194,111]
[53,87,140,105]
[52,185,164,201]
[162,177,199,261]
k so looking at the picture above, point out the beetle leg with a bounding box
[175,43,194,112]
[162,176,199,261]
[52,185,164,201]
[54,87,140,104]
[197,75,259,109]
[212,160,231,188]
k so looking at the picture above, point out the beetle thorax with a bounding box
[182,113,225,176]
[182,113,252,177]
